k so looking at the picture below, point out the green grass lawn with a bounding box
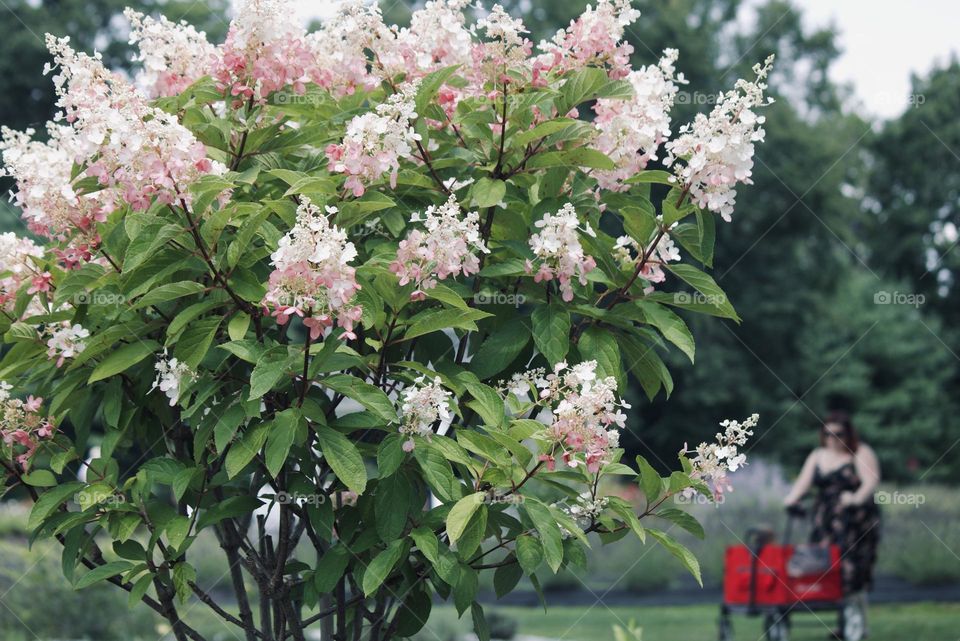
[418,602,960,641]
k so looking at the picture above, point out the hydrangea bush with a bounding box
[0,1,770,640]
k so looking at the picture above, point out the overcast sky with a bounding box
[290,0,959,120]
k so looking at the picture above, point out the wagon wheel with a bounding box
[841,601,865,641]
[763,612,790,641]
[717,607,733,641]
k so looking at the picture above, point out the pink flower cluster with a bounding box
[125,9,216,97]
[509,361,629,474]
[593,49,684,191]
[212,0,317,106]
[0,382,55,470]
[525,203,597,302]
[533,0,641,82]
[390,195,489,300]
[665,55,775,221]
[680,413,758,498]
[305,1,391,96]
[325,83,421,197]
[0,233,45,315]
[263,198,362,340]
[1,36,224,266]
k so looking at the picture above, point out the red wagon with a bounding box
[717,507,865,641]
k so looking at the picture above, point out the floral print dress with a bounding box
[810,462,881,592]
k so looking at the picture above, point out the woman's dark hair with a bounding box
[820,410,859,452]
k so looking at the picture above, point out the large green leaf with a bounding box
[87,341,159,384]
[446,492,485,544]
[315,426,367,494]
[319,374,396,422]
[531,305,570,365]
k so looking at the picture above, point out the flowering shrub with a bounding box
[0,1,772,640]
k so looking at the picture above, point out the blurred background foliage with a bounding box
[0,0,956,483]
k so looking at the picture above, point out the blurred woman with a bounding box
[784,411,881,637]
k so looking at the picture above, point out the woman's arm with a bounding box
[846,444,881,504]
[784,449,819,506]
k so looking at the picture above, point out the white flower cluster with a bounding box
[45,322,89,368]
[682,413,759,497]
[535,0,640,80]
[508,360,630,474]
[151,350,197,406]
[398,376,452,451]
[125,8,216,97]
[593,49,685,191]
[665,55,775,221]
[306,0,390,94]
[389,0,474,74]
[325,82,422,197]
[475,5,531,73]
[263,198,362,340]
[526,203,597,302]
[560,491,610,529]
[390,195,489,300]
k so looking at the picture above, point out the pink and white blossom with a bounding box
[390,195,489,300]
[525,203,597,302]
[665,55,775,221]
[681,413,759,498]
[509,360,630,474]
[533,0,640,81]
[125,8,216,97]
[45,322,89,367]
[398,376,452,451]
[326,82,421,197]
[593,49,684,191]
[0,233,45,314]
[263,198,362,340]
[0,381,56,470]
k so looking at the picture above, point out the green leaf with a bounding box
[626,169,674,185]
[131,282,205,311]
[224,422,271,479]
[515,534,543,574]
[524,500,563,573]
[635,455,663,505]
[531,305,570,365]
[315,426,367,494]
[75,561,133,589]
[446,492,485,544]
[471,177,506,208]
[228,312,251,341]
[28,482,84,530]
[665,264,739,321]
[637,301,696,363]
[493,556,524,597]
[656,507,705,539]
[416,64,460,114]
[648,528,702,586]
[402,307,492,341]
[527,148,614,171]
[578,327,625,390]
[21,470,57,487]
[264,408,299,477]
[174,317,222,369]
[375,475,410,542]
[362,539,406,596]
[248,347,291,400]
[214,403,246,453]
[377,435,405,477]
[514,118,578,146]
[462,379,505,428]
[556,67,608,113]
[472,603,491,641]
[413,445,459,502]
[314,545,350,593]
[88,341,159,384]
[469,322,530,380]
[319,374,396,422]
